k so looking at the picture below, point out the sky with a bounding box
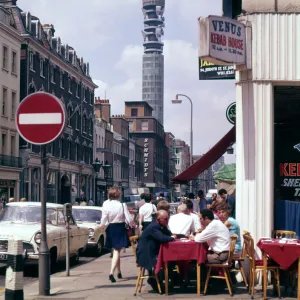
[18,0,236,163]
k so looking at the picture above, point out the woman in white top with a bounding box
[138,193,157,231]
[100,187,134,283]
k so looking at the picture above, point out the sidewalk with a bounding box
[0,249,297,300]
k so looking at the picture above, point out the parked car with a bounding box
[0,202,89,270]
[72,206,106,256]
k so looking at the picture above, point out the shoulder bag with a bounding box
[122,203,135,238]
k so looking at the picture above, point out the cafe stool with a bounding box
[134,266,162,295]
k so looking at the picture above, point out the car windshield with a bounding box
[72,209,101,222]
[0,206,56,223]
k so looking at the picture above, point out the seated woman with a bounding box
[217,204,242,253]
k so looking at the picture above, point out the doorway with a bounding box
[61,175,71,204]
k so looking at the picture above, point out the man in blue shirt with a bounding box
[198,190,207,211]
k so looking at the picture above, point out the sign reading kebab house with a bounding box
[198,15,246,65]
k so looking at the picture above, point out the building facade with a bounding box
[0,6,23,203]
[129,139,137,190]
[11,8,97,204]
[165,132,176,198]
[141,0,165,124]
[125,101,168,192]
[174,139,190,197]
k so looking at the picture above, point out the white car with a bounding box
[0,202,89,270]
[72,206,106,256]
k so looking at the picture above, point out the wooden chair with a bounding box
[203,234,238,297]
[272,230,296,239]
[134,267,162,296]
[243,233,281,299]
[231,235,248,287]
[129,235,139,259]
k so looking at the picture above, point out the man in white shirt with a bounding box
[184,199,201,231]
[168,203,195,236]
[194,209,230,264]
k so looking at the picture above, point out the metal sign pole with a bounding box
[39,144,50,295]
[66,220,70,276]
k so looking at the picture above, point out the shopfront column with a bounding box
[236,74,274,243]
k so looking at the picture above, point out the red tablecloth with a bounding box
[257,238,300,270]
[155,239,208,274]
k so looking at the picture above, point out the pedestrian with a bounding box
[88,198,94,206]
[138,193,157,232]
[188,192,199,213]
[197,190,207,210]
[100,187,134,283]
[20,198,26,202]
[218,189,236,219]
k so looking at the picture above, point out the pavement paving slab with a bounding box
[0,249,298,299]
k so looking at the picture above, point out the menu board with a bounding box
[199,58,235,80]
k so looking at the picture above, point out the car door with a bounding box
[57,210,67,257]
[70,216,88,254]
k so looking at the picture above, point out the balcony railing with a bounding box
[0,154,22,168]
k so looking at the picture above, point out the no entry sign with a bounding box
[16,92,66,145]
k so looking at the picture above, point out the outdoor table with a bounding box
[155,239,208,296]
[257,238,300,300]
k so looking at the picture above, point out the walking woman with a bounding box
[100,187,134,283]
[138,193,157,232]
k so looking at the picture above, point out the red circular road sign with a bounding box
[16,92,66,145]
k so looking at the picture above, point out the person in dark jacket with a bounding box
[136,210,174,291]
[218,189,236,219]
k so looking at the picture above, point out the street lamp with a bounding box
[172,94,194,193]
[92,158,102,205]
[102,161,111,199]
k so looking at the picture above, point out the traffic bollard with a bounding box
[5,237,24,300]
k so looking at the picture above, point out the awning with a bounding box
[171,126,236,183]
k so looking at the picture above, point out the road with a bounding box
[0,255,97,291]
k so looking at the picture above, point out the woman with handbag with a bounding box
[100,187,134,283]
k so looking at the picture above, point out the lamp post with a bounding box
[102,162,111,200]
[172,94,193,193]
[92,158,102,205]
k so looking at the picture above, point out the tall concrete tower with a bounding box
[141,0,165,125]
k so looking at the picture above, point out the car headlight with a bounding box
[88,228,95,238]
[34,232,41,244]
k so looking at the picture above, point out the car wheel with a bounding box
[50,248,57,274]
[95,236,104,256]
[71,250,80,265]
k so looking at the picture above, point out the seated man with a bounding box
[217,204,242,253]
[183,199,201,232]
[194,209,230,264]
[136,210,175,290]
[168,203,195,236]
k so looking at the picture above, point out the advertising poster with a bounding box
[199,59,235,80]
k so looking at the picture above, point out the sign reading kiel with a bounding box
[198,15,246,65]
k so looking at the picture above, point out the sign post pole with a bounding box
[39,144,50,296]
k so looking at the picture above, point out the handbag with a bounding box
[122,203,135,238]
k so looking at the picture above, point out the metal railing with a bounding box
[0,154,22,168]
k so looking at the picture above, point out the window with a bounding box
[2,46,8,70]
[141,121,148,131]
[10,136,15,156]
[2,87,7,116]
[50,65,54,83]
[82,116,86,132]
[76,83,79,97]
[76,111,79,130]
[2,133,6,154]
[68,108,72,126]
[82,86,86,101]
[75,144,78,161]
[90,120,93,135]
[40,58,44,77]
[129,121,133,132]
[131,108,138,117]
[60,71,63,88]
[59,139,62,157]
[11,51,17,73]
[68,78,72,93]
[68,142,71,159]
[11,91,16,118]
[29,51,34,70]
[90,93,93,105]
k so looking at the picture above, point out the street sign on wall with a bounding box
[226,102,236,124]
[199,58,235,80]
[198,15,246,65]
[16,92,66,145]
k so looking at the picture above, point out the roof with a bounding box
[7,202,63,208]
[214,163,236,181]
[172,126,236,183]
[72,206,103,211]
